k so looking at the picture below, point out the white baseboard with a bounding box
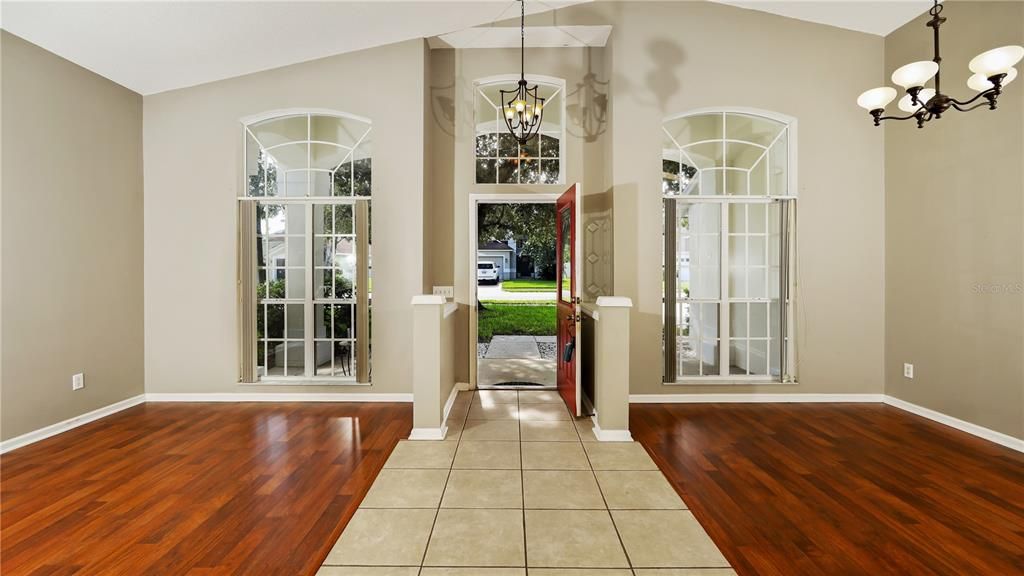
[630,393,885,403]
[442,385,459,422]
[409,426,448,441]
[145,392,413,403]
[883,395,1024,453]
[457,382,472,391]
[0,394,146,455]
[591,416,633,442]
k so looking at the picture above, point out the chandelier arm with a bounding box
[876,111,923,122]
[950,100,993,113]
[948,88,998,108]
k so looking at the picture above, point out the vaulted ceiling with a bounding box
[2,1,931,96]
[0,1,585,95]
[709,0,934,36]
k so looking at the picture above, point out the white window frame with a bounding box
[473,75,566,185]
[240,110,372,385]
[662,108,798,385]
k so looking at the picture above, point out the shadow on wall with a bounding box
[567,46,610,143]
[431,80,455,137]
[430,50,455,138]
[614,38,687,113]
[647,39,686,112]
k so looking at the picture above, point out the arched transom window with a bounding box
[245,112,372,198]
[662,111,790,197]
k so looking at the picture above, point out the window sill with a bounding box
[244,379,369,387]
[668,378,797,386]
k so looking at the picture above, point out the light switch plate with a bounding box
[432,286,454,299]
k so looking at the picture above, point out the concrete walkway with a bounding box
[479,336,557,387]
[484,335,556,359]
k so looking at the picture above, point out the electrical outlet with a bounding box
[903,363,914,379]
[432,285,454,299]
[72,373,84,390]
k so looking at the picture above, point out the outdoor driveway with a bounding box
[478,282,556,302]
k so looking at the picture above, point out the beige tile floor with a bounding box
[319,390,735,576]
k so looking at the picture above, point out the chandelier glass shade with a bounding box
[501,0,545,145]
[857,0,1023,128]
[502,80,545,145]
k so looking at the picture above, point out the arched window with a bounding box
[239,111,372,384]
[661,110,796,383]
[244,111,371,198]
[474,76,564,184]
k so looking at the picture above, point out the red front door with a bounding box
[556,184,581,417]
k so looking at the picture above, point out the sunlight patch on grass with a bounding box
[501,279,557,292]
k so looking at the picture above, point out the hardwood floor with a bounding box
[0,402,411,576]
[4,401,1022,575]
[631,403,1024,576]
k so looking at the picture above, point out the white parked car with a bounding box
[477,261,499,285]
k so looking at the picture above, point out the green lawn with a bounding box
[501,279,557,292]
[478,303,556,342]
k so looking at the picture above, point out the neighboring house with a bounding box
[478,240,516,280]
[266,237,356,284]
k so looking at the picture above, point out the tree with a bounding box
[478,203,556,278]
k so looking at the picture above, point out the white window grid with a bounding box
[244,111,371,383]
[663,110,794,382]
[254,199,365,382]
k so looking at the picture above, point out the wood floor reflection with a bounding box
[0,401,411,575]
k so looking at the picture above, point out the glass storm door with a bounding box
[556,184,582,416]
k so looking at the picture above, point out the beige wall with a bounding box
[426,49,456,292]
[143,40,427,394]
[885,1,1024,439]
[1,31,144,440]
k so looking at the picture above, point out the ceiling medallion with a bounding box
[501,0,544,145]
[857,0,1022,128]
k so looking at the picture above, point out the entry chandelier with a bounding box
[857,0,1022,128]
[501,0,545,144]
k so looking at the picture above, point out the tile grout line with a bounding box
[578,413,636,573]
[417,390,471,573]
[331,391,726,574]
[518,390,529,576]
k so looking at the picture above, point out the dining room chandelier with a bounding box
[856,0,1022,128]
[501,0,545,144]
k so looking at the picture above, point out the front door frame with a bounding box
[468,192,561,389]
